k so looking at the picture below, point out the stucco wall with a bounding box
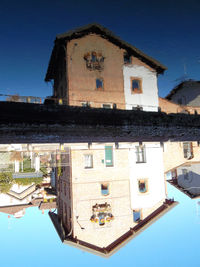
[67,142,167,247]
[163,141,200,173]
[70,144,132,247]
[129,143,166,209]
[123,64,158,111]
[67,34,125,109]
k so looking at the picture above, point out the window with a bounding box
[101,183,109,196]
[136,146,146,163]
[133,210,141,222]
[131,78,142,94]
[182,169,189,180]
[64,182,67,196]
[138,179,148,193]
[183,142,193,159]
[124,52,131,64]
[84,154,93,168]
[102,104,111,109]
[81,102,90,107]
[105,146,113,167]
[132,105,143,111]
[171,169,177,180]
[96,78,104,90]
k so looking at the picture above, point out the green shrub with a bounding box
[0,182,13,193]
[0,172,13,183]
[21,168,35,173]
[40,167,48,175]
[22,158,31,170]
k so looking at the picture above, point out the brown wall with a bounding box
[159,97,200,114]
[66,34,126,109]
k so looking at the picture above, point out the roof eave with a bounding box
[54,23,167,74]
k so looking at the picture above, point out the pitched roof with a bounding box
[49,199,177,257]
[45,23,167,81]
[166,79,200,100]
[0,204,33,215]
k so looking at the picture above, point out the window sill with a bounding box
[131,90,143,94]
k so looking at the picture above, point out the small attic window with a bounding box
[124,52,131,64]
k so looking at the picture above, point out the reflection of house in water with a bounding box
[168,162,200,199]
[49,142,177,257]
[0,143,58,219]
[163,140,200,198]
[0,201,57,219]
[0,143,60,187]
[163,141,200,173]
[0,183,40,207]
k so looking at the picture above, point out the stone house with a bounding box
[167,162,200,199]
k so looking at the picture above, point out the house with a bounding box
[166,79,200,107]
[45,23,166,111]
[49,142,176,257]
[163,141,200,173]
[0,183,38,207]
[163,139,200,198]
[167,162,200,199]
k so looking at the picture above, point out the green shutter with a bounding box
[105,146,113,167]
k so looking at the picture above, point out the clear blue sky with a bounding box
[0,184,199,267]
[0,0,200,99]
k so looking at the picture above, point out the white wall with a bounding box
[129,143,166,209]
[123,65,159,111]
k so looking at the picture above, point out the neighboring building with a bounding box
[6,94,42,104]
[0,183,39,207]
[166,80,200,107]
[163,140,200,199]
[0,200,57,218]
[163,141,200,173]
[49,142,176,257]
[45,23,166,111]
[167,162,200,199]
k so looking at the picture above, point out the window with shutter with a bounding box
[105,146,113,167]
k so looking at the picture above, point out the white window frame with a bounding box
[84,154,93,169]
